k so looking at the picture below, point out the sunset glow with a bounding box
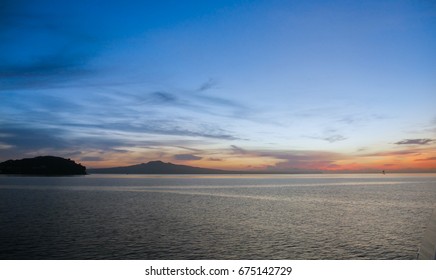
[1,0,435,172]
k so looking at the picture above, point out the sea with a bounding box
[0,173,435,260]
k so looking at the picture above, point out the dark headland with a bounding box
[0,156,87,175]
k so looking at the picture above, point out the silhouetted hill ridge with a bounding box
[0,156,87,175]
[89,160,327,174]
[89,160,236,174]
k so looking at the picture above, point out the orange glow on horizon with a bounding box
[75,145,436,172]
[79,145,436,172]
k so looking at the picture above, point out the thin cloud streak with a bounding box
[174,154,202,161]
[305,134,347,143]
[225,145,348,171]
[395,139,434,145]
[197,78,218,92]
[415,157,436,161]
[0,1,100,90]
[362,150,422,157]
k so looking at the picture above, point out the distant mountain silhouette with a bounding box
[88,160,236,174]
[0,156,87,175]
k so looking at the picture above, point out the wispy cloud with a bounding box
[69,121,239,141]
[0,118,239,163]
[0,54,94,91]
[173,154,202,161]
[304,129,347,143]
[394,139,434,145]
[415,157,436,161]
[225,145,346,171]
[259,150,345,171]
[336,114,389,125]
[0,1,100,90]
[114,81,250,121]
[80,156,104,161]
[146,91,178,104]
[0,125,70,151]
[230,145,248,154]
[323,134,347,143]
[197,78,218,92]
[363,150,421,157]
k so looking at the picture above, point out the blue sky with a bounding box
[1,0,435,171]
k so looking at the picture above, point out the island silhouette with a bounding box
[88,160,236,174]
[0,156,86,175]
[88,160,324,174]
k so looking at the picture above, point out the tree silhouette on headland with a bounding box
[0,156,86,175]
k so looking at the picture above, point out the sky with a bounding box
[1,0,435,172]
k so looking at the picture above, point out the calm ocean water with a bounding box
[0,174,435,260]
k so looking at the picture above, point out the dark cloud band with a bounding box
[395,139,434,145]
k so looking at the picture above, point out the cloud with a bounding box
[304,132,347,143]
[0,119,238,163]
[0,142,13,149]
[0,56,93,90]
[174,146,203,153]
[394,139,434,145]
[415,157,436,161]
[173,154,202,161]
[197,78,218,92]
[0,1,99,90]
[336,114,389,125]
[0,123,140,161]
[80,156,104,161]
[0,124,80,161]
[363,150,420,157]
[0,125,70,151]
[323,135,347,143]
[146,91,178,104]
[0,80,243,159]
[263,150,344,171]
[225,145,346,171]
[143,123,238,140]
[140,82,248,120]
[230,145,247,154]
[57,119,239,141]
[193,94,245,112]
[128,86,249,121]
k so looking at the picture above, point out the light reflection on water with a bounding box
[0,174,435,259]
